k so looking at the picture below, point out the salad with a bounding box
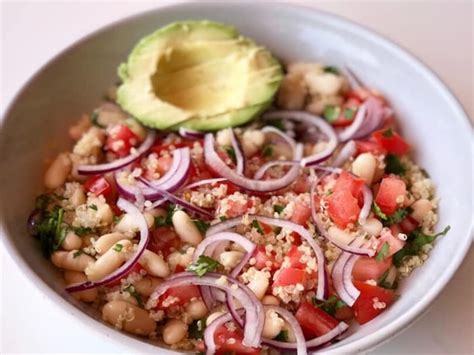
[29,21,449,354]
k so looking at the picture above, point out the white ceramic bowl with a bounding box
[1,3,472,354]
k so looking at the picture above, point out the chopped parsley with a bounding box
[224,146,237,164]
[377,269,398,290]
[385,154,406,175]
[323,66,340,75]
[267,119,286,131]
[187,255,222,277]
[123,285,143,307]
[154,204,175,228]
[35,193,51,210]
[376,242,390,261]
[343,107,356,120]
[193,219,210,234]
[73,226,95,236]
[88,204,98,211]
[112,215,120,224]
[372,202,387,220]
[113,243,123,252]
[32,205,67,258]
[274,329,289,342]
[273,205,285,214]
[393,226,450,266]
[382,128,394,138]
[251,220,264,235]
[219,216,227,222]
[372,203,411,226]
[73,250,84,258]
[188,319,206,339]
[313,295,347,316]
[323,105,341,123]
[262,144,274,158]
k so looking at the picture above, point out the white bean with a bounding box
[352,152,377,185]
[69,187,86,208]
[95,232,131,255]
[216,129,233,146]
[247,270,269,300]
[51,251,94,272]
[306,72,344,96]
[241,130,266,157]
[102,300,156,336]
[44,153,72,189]
[328,226,353,244]
[277,72,308,110]
[114,213,154,233]
[61,231,82,251]
[172,210,202,245]
[410,199,433,223]
[262,309,284,339]
[63,271,97,302]
[96,202,113,226]
[362,217,384,236]
[185,299,208,320]
[86,240,132,281]
[140,250,170,278]
[219,251,244,269]
[133,277,162,297]
[262,295,280,306]
[167,248,194,271]
[162,319,188,345]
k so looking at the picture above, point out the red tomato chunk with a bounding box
[352,281,395,324]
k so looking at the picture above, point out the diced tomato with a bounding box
[253,246,280,271]
[148,227,181,257]
[335,306,354,321]
[158,285,201,308]
[295,302,339,337]
[377,229,405,257]
[223,199,252,218]
[331,98,362,127]
[212,326,261,354]
[155,155,173,176]
[290,201,311,226]
[105,264,144,288]
[327,190,360,228]
[293,175,311,194]
[352,256,392,281]
[375,176,407,215]
[273,268,306,287]
[83,175,112,198]
[399,216,419,234]
[355,140,387,156]
[287,246,305,269]
[352,281,395,324]
[151,139,197,155]
[334,171,364,200]
[106,124,140,157]
[372,129,410,156]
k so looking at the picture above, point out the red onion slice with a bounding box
[204,133,303,192]
[351,96,386,139]
[262,111,338,167]
[309,178,374,256]
[229,129,245,175]
[206,215,328,301]
[180,178,228,191]
[204,312,235,355]
[253,160,300,180]
[178,127,204,139]
[337,104,367,142]
[65,198,149,292]
[77,131,156,175]
[145,272,264,348]
[358,185,373,225]
[331,140,356,168]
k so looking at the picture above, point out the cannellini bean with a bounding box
[277,73,308,110]
[305,72,344,96]
[216,129,233,146]
[241,130,266,157]
[167,248,194,271]
[306,94,344,115]
[206,311,226,326]
[172,210,202,245]
[51,250,94,272]
[410,199,433,223]
[162,319,188,345]
[63,271,97,302]
[69,187,86,208]
[262,309,284,339]
[95,232,132,255]
[247,270,269,300]
[185,299,208,320]
[219,251,244,269]
[362,218,384,236]
[86,240,132,281]
[262,295,280,306]
[61,231,82,251]
[44,153,72,189]
[133,277,162,297]
[69,115,92,140]
[102,300,156,336]
[94,202,113,226]
[140,250,170,278]
[352,152,377,185]
[115,213,154,233]
[328,226,353,244]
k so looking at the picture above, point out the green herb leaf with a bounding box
[382,128,394,138]
[73,226,95,236]
[122,285,143,307]
[187,255,222,277]
[113,243,123,252]
[343,108,356,120]
[273,205,284,214]
[384,207,411,226]
[376,242,390,262]
[193,219,210,234]
[88,204,98,211]
[154,205,175,228]
[35,194,51,210]
[262,144,274,158]
[219,216,227,222]
[251,220,264,235]
[33,205,66,258]
[323,105,341,123]
[323,66,340,75]
[385,154,406,175]
[267,119,285,131]
[224,146,236,164]
[372,202,387,221]
[73,250,84,258]
[274,329,289,342]
[313,295,347,316]
[189,319,206,339]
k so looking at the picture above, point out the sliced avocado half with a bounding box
[117,20,283,130]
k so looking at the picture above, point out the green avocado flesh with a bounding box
[117,20,283,130]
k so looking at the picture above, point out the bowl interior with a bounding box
[0,3,472,353]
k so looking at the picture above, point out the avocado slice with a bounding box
[117,20,282,131]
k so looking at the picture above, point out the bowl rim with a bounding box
[1,2,473,354]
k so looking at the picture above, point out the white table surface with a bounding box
[1,1,473,354]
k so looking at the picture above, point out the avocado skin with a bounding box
[117,20,282,131]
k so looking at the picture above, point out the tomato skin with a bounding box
[372,129,410,156]
[352,281,395,324]
[213,326,261,354]
[290,201,311,226]
[148,227,181,257]
[334,171,364,200]
[84,175,112,198]
[158,285,201,308]
[352,256,392,281]
[327,190,360,228]
[375,176,407,215]
[273,268,306,287]
[295,302,339,337]
[355,140,387,156]
[106,124,140,157]
[253,246,280,271]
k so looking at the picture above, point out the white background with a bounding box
[1,1,472,354]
